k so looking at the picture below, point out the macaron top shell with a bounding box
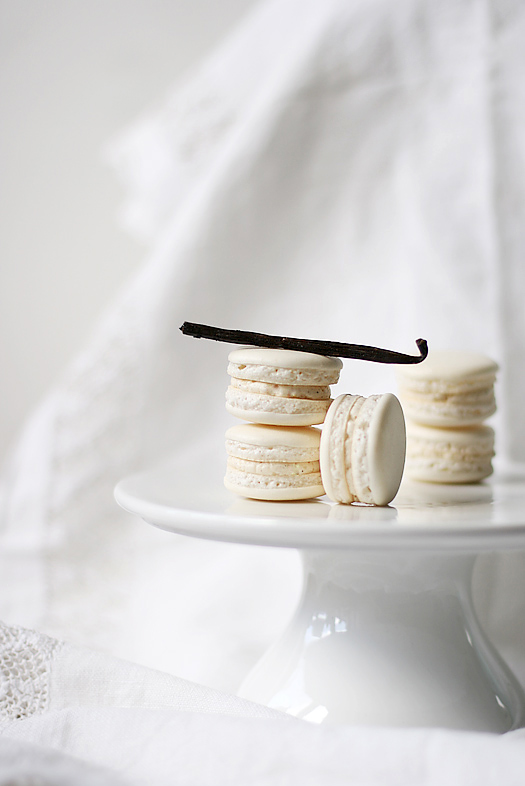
[396,350,498,381]
[406,422,495,445]
[366,393,407,506]
[228,347,343,372]
[225,423,321,449]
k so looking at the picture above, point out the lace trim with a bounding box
[0,622,62,728]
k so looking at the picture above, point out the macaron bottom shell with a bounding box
[405,465,493,484]
[224,469,325,501]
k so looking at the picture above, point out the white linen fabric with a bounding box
[3,709,525,786]
[1,619,525,786]
[1,0,525,780]
[0,622,286,730]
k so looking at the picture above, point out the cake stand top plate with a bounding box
[114,457,525,552]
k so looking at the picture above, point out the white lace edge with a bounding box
[0,622,62,730]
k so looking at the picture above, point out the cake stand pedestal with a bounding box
[115,462,525,731]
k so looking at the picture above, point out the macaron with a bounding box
[225,423,325,500]
[320,393,406,506]
[405,422,495,484]
[226,347,342,426]
[396,350,498,427]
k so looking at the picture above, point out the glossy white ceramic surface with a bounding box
[238,549,525,730]
[115,458,525,552]
[115,460,525,729]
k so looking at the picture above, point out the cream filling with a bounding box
[226,387,330,415]
[407,438,495,462]
[400,390,496,421]
[406,455,493,476]
[225,468,323,490]
[407,435,494,476]
[227,362,340,386]
[225,438,319,463]
[230,377,331,400]
[227,456,320,476]
[348,396,378,504]
[400,388,495,408]
[398,373,496,396]
[329,396,364,503]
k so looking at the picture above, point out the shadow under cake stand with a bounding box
[115,462,525,732]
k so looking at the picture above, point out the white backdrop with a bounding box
[0,0,257,463]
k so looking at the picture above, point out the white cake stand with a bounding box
[115,459,525,732]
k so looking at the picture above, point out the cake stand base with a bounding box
[238,548,525,730]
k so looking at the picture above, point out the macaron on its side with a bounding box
[320,393,406,506]
[405,422,495,484]
[224,423,325,501]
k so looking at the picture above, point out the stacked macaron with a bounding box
[396,350,498,484]
[225,423,325,500]
[224,347,407,506]
[226,347,341,426]
[225,348,342,500]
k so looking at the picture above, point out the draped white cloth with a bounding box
[2,0,525,781]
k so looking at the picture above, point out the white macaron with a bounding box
[405,422,495,484]
[226,347,342,426]
[320,393,406,506]
[396,350,498,427]
[225,423,325,500]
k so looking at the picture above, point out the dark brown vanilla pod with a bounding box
[180,322,428,364]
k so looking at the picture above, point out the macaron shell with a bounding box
[226,422,321,447]
[367,393,406,505]
[223,483,326,501]
[396,350,499,381]
[224,470,325,501]
[228,348,342,386]
[228,347,343,371]
[225,424,321,463]
[406,465,493,484]
[407,422,495,444]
